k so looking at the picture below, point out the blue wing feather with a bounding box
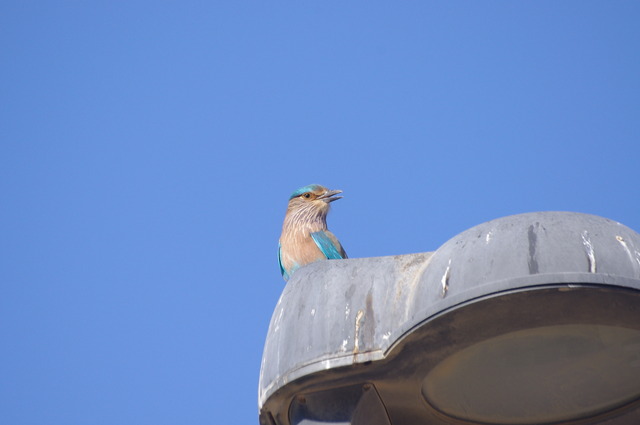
[278,243,290,281]
[311,231,346,260]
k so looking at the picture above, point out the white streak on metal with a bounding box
[617,235,631,256]
[382,331,391,341]
[616,236,640,272]
[354,310,364,354]
[345,303,350,319]
[582,231,596,273]
[273,307,284,332]
[441,258,451,297]
[341,339,348,351]
[485,231,493,244]
[310,308,315,317]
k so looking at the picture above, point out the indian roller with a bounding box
[278,184,347,281]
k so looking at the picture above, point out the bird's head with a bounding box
[286,184,343,217]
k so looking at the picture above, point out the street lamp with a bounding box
[259,212,640,425]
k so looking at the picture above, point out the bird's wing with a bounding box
[311,231,347,260]
[278,242,289,281]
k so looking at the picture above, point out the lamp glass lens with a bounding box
[422,324,640,424]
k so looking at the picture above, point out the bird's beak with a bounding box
[318,189,343,203]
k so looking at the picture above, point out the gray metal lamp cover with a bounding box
[259,212,640,425]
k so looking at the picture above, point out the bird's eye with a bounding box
[303,193,312,199]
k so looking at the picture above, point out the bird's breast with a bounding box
[279,230,327,274]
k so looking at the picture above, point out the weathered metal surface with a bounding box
[258,251,434,408]
[259,212,640,425]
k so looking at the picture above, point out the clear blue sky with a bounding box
[1,2,639,424]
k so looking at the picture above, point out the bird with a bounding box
[278,184,347,281]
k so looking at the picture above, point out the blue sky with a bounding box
[1,2,639,424]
